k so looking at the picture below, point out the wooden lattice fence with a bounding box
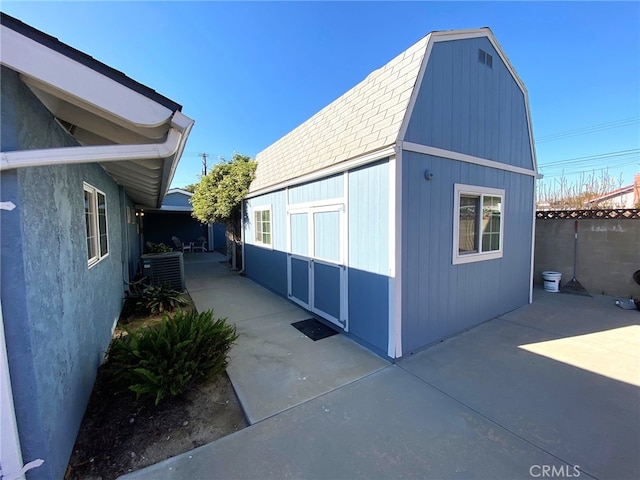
[536,209,639,220]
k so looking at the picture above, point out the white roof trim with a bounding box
[167,188,194,197]
[402,142,537,177]
[0,18,195,207]
[246,145,396,199]
[0,25,173,128]
[0,128,184,170]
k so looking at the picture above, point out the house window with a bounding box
[84,183,109,266]
[254,206,272,247]
[453,184,504,265]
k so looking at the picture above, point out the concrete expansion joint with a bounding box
[496,316,572,339]
[245,363,392,427]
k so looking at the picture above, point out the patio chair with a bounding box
[171,236,192,252]
[193,236,207,252]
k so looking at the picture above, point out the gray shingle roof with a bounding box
[251,34,430,192]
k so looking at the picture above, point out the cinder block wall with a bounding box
[534,218,640,297]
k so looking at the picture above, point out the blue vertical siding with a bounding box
[347,160,390,353]
[245,190,287,250]
[313,211,340,262]
[212,223,227,251]
[244,244,288,297]
[163,191,192,208]
[290,213,308,256]
[401,151,534,354]
[244,190,288,295]
[290,257,309,304]
[313,262,341,320]
[288,174,344,204]
[348,268,389,355]
[405,37,533,170]
[348,161,389,275]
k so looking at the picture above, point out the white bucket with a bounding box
[542,271,562,293]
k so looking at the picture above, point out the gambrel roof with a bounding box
[251,35,427,192]
[251,28,530,194]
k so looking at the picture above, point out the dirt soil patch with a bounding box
[65,301,247,480]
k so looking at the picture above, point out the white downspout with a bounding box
[0,297,24,480]
[0,303,44,480]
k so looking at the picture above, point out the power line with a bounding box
[539,159,639,179]
[536,117,640,143]
[538,148,639,168]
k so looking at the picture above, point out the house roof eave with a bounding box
[0,13,195,208]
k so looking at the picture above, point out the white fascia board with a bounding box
[402,142,538,177]
[0,25,173,128]
[387,149,402,359]
[396,33,432,143]
[247,145,395,199]
[529,179,536,304]
[0,128,183,170]
[166,188,194,197]
[158,112,195,202]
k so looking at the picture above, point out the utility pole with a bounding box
[200,153,208,176]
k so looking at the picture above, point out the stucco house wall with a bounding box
[1,13,194,478]
[1,66,127,479]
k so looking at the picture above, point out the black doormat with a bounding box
[291,318,339,341]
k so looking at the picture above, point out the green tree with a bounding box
[190,153,256,267]
[182,183,198,193]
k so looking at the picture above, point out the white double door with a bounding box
[287,204,347,330]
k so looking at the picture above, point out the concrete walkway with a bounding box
[121,253,640,480]
[182,252,388,424]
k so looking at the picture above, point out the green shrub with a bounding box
[106,309,238,405]
[145,242,171,254]
[131,284,189,315]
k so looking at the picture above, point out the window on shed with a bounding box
[453,184,504,265]
[84,183,109,267]
[254,206,272,247]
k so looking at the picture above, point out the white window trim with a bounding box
[84,182,109,267]
[453,183,504,265]
[286,203,344,265]
[253,204,273,249]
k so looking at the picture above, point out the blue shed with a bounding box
[243,28,537,359]
[142,188,227,253]
[0,13,193,479]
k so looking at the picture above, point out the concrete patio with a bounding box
[121,253,640,480]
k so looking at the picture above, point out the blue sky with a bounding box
[2,1,639,193]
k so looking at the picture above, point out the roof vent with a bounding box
[478,49,493,69]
